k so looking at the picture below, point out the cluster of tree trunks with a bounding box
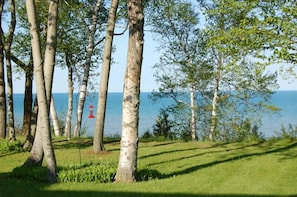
[0,0,144,183]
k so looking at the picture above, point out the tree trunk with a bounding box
[25,0,58,183]
[190,84,196,141]
[22,71,33,136]
[43,1,58,103]
[4,0,16,142]
[64,63,73,140]
[10,55,34,140]
[24,0,46,166]
[73,0,102,137]
[115,0,144,183]
[23,96,36,151]
[50,97,60,136]
[209,56,222,141]
[93,0,118,153]
[0,1,6,139]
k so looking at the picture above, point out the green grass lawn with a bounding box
[1,137,297,196]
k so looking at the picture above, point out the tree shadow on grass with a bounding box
[162,141,297,179]
[52,138,120,151]
[144,141,265,167]
[52,138,93,149]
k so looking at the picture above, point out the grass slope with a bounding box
[0,138,297,196]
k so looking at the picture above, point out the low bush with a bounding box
[58,162,116,183]
[11,162,116,183]
[0,140,23,154]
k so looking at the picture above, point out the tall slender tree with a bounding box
[50,97,60,136]
[93,0,119,153]
[73,0,103,137]
[115,0,144,183]
[4,0,16,141]
[24,0,59,183]
[11,55,34,149]
[149,0,211,140]
[0,0,6,139]
[64,59,73,140]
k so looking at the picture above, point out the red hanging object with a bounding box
[88,105,95,119]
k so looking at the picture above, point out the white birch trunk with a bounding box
[24,0,45,166]
[210,56,222,141]
[93,0,118,153]
[115,0,144,183]
[43,0,58,102]
[64,64,73,140]
[190,84,196,141]
[50,97,60,136]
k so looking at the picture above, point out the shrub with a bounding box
[153,109,174,139]
[0,140,23,154]
[11,162,117,183]
[58,162,116,183]
[141,129,154,140]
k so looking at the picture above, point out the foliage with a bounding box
[216,118,265,142]
[11,162,116,183]
[58,162,116,183]
[141,108,195,141]
[149,0,280,143]
[152,109,174,139]
[140,129,154,140]
[12,1,107,91]
[0,140,23,154]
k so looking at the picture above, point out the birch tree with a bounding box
[93,0,119,153]
[3,0,16,141]
[64,58,73,140]
[198,0,279,141]
[24,0,58,183]
[56,0,88,140]
[11,55,34,149]
[115,0,144,182]
[150,0,211,140]
[50,97,60,136]
[73,0,103,137]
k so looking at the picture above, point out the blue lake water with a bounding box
[12,91,297,138]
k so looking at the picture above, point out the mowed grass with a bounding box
[0,137,297,196]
